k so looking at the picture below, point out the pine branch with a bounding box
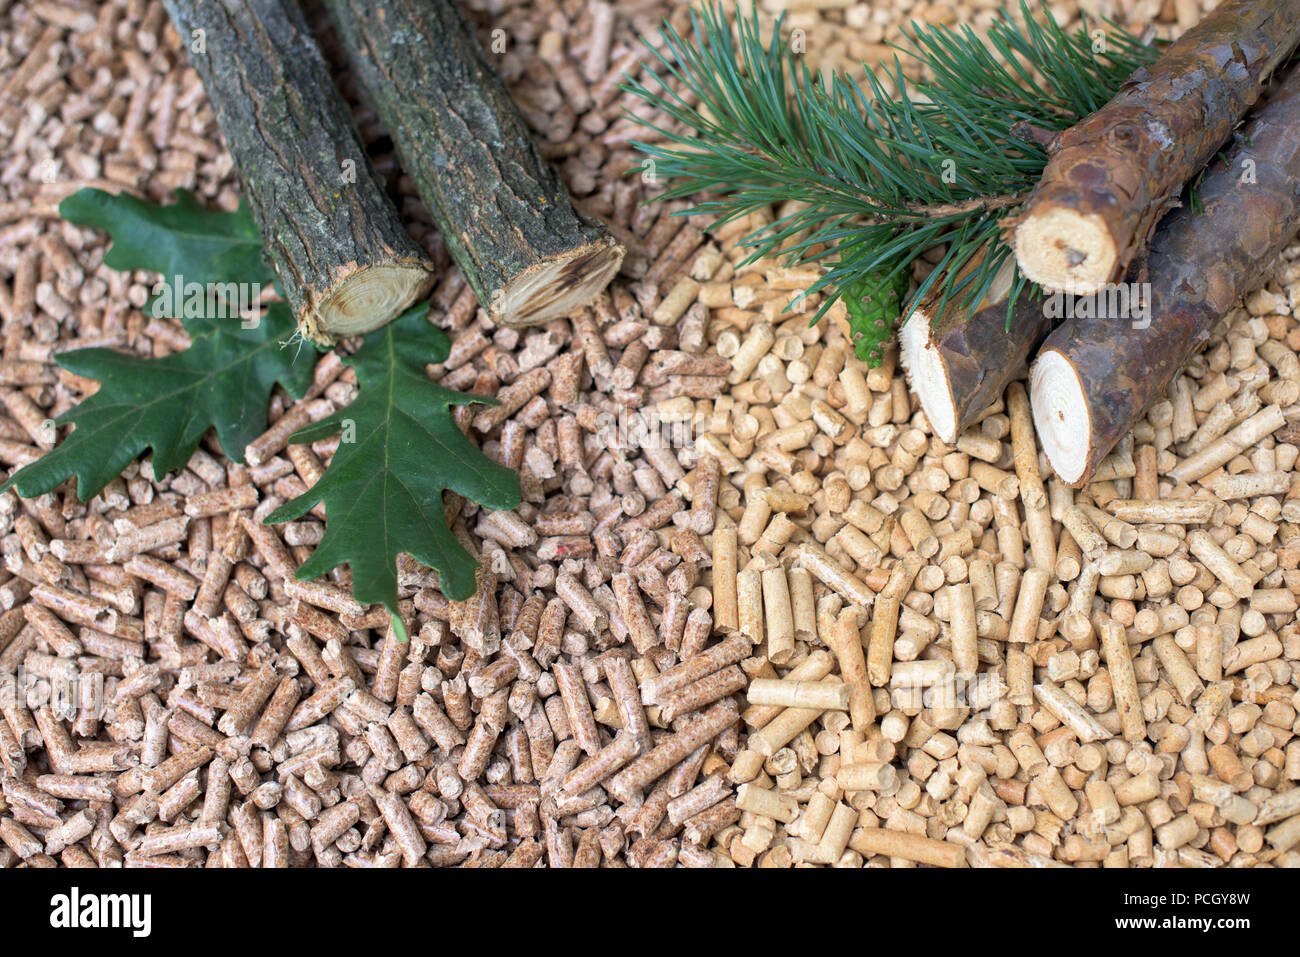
[624,1,1160,359]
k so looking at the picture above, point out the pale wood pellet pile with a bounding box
[1,0,1299,869]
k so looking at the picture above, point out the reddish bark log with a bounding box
[1012,0,1300,295]
[1031,66,1300,485]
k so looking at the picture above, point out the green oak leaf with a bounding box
[265,304,521,615]
[3,187,313,501]
[2,301,315,501]
[60,187,271,289]
[844,265,911,366]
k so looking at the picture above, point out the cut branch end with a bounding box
[1029,347,1091,485]
[303,260,437,343]
[898,308,958,444]
[1013,205,1116,295]
[489,236,625,328]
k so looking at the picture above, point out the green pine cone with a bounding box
[843,265,911,366]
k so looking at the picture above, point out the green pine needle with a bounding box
[624,1,1160,359]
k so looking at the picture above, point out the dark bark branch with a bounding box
[323,0,624,328]
[162,0,435,343]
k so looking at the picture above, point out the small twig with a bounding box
[1010,119,1060,150]
[898,193,1025,218]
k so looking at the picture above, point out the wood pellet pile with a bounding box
[2,0,1300,869]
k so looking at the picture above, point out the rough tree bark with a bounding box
[323,0,625,328]
[162,0,436,343]
[1030,65,1300,486]
[1011,0,1300,295]
[900,259,1054,444]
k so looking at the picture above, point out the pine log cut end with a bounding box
[899,257,1023,445]
[1013,205,1116,295]
[898,309,958,444]
[299,259,437,344]
[488,235,624,328]
[1029,348,1091,486]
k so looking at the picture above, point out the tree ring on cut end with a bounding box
[308,260,437,342]
[489,237,624,328]
[1030,347,1090,485]
[1014,206,1116,295]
